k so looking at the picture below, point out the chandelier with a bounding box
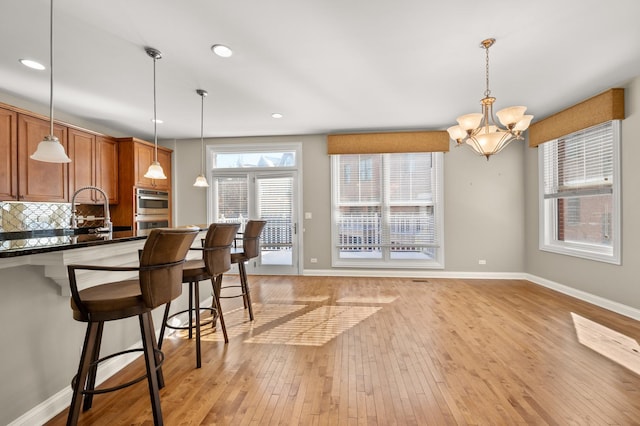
[447,38,533,160]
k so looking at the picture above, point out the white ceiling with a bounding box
[1,0,640,142]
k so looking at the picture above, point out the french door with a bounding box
[212,171,299,275]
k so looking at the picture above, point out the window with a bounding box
[539,121,621,264]
[331,152,444,268]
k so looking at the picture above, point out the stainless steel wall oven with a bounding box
[135,188,169,231]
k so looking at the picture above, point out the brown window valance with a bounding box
[327,131,450,155]
[529,88,624,147]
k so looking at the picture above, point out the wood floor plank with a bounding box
[45,276,640,425]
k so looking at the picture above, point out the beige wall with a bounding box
[524,75,640,310]
[169,133,526,273]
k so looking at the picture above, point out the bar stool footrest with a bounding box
[165,307,217,330]
[71,347,164,395]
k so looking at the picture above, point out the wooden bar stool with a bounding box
[158,223,239,368]
[222,220,267,321]
[66,228,198,426]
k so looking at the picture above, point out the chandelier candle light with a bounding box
[447,38,533,160]
[143,46,167,179]
[193,89,210,187]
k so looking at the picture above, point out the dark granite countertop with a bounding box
[0,227,146,258]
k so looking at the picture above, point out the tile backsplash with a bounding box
[0,201,72,232]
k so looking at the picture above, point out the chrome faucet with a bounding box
[70,186,112,232]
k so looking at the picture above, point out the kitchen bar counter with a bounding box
[0,226,206,295]
[0,228,145,258]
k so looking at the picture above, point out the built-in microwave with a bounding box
[136,188,169,216]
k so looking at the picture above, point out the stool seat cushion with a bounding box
[71,279,146,322]
[230,251,248,263]
[181,259,209,282]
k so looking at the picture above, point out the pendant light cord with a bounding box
[49,0,54,136]
[200,93,205,173]
[153,55,158,162]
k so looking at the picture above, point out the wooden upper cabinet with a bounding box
[155,148,172,190]
[0,107,18,200]
[134,141,154,188]
[68,128,96,204]
[96,136,118,204]
[67,130,119,205]
[131,139,171,189]
[17,114,68,202]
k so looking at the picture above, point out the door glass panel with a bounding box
[257,175,293,266]
[216,176,248,226]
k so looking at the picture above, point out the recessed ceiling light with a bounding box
[211,44,233,58]
[271,113,283,119]
[20,59,45,70]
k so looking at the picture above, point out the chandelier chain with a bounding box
[484,43,491,98]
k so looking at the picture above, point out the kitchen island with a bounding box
[0,228,148,296]
[0,226,206,425]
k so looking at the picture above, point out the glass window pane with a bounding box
[214,151,296,168]
[216,176,248,222]
[555,194,613,246]
[337,155,381,203]
[336,206,382,259]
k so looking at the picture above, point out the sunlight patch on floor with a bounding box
[181,303,308,342]
[266,296,330,303]
[245,305,381,346]
[571,312,640,375]
[336,295,397,304]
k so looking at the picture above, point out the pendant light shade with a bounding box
[193,89,210,187]
[143,47,167,180]
[31,0,71,163]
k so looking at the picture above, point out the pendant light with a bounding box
[143,47,167,179]
[193,89,210,187]
[30,0,71,163]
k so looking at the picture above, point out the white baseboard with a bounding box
[11,272,638,425]
[8,339,145,426]
[302,268,527,280]
[524,273,640,321]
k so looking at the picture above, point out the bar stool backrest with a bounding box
[139,228,198,308]
[242,220,267,259]
[203,223,240,276]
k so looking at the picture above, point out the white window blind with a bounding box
[543,122,613,199]
[539,120,620,264]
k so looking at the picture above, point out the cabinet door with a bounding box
[154,148,172,190]
[134,142,154,188]
[17,114,68,202]
[0,108,18,200]
[96,136,119,204]
[68,128,96,204]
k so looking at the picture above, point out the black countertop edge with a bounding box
[0,230,146,258]
[0,226,132,241]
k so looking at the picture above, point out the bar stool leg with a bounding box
[157,301,171,350]
[82,322,104,412]
[188,282,194,340]
[194,280,202,368]
[238,262,254,321]
[68,322,100,426]
[140,312,164,426]
[212,275,229,343]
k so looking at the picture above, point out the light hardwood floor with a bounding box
[46,276,640,425]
